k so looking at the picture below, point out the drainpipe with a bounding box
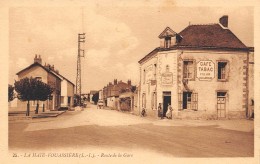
[246,50,249,118]
[139,65,141,116]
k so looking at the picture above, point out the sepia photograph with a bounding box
[1,0,259,164]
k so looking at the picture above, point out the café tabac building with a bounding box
[138,16,254,119]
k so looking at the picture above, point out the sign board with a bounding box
[196,60,215,81]
[161,72,173,85]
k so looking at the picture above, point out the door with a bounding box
[217,92,226,118]
[183,92,192,110]
[163,92,171,117]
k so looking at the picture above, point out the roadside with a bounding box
[95,103,254,133]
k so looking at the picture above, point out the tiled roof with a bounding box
[177,24,247,49]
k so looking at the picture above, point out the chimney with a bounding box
[127,80,131,86]
[219,15,228,28]
[34,54,42,64]
[114,79,117,85]
[51,65,54,70]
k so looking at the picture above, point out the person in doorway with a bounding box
[158,103,163,119]
[166,103,173,119]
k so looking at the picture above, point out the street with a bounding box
[9,103,254,157]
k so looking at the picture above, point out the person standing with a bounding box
[158,103,163,119]
[166,103,173,119]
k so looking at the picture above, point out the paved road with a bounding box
[9,103,254,158]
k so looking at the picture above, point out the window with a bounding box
[153,64,157,79]
[142,93,146,108]
[143,69,146,84]
[218,61,228,80]
[35,77,42,81]
[164,37,171,48]
[151,92,157,110]
[183,60,194,79]
[178,92,198,110]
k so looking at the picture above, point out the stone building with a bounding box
[138,16,253,119]
[102,79,132,110]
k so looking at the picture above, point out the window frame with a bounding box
[183,59,195,81]
[164,37,171,48]
[217,60,229,82]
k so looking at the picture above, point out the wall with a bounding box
[139,49,248,119]
[47,72,61,110]
[139,49,178,117]
[178,50,247,119]
[248,51,254,118]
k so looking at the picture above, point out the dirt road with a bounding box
[9,103,254,157]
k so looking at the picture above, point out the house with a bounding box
[103,79,132,110]
[89,90,98,104]
[15,55,74,111]
[138,15,253,119]
[46,64,75,109]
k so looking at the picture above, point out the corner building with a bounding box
[138,16,253,119]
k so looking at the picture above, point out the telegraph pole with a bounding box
[76,33,85,106]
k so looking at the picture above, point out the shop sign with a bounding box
[161,72,173,85]
[197,60,215,81]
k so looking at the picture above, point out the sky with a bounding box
[8,5,254,93]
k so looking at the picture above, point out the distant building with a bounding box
[138,15,254,119]
[103,79,132,110]
[15,55,74,111]
[89,90,98,104]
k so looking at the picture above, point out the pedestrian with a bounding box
[141,107,146,117]
[158,103,163,119]
[166,103,173,119]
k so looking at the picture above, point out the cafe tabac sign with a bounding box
[196,60,215,81]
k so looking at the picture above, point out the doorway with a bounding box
[217,92,227,118]
[183,92,192,109]
[163,92,171,117]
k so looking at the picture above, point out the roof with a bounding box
[138,47,160,64]
[17,62,75,86]
[16,62,62,80]
[49,69,75,86]
[158,27,177,39]
[139,24,249,64]
[177,24,247,49]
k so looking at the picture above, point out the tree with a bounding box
[8,84,15,102]
[92,92,99,105]
[15,77,34,116]
[14,77,53,116]
[34,80,53,114]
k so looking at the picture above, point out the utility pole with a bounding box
[76,33,85,106]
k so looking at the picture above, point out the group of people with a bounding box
[141,103,173,119]
[158,103,173,119]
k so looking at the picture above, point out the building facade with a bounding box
[15,55,74,111]
[103,79,132,110]
[138,16,253,119]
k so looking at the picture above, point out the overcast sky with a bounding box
[9,5,253,93]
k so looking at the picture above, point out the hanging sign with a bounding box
[196,60,215,81]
